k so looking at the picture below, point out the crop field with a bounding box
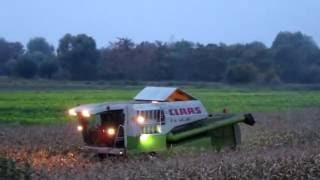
[0,85,320,179]
[0,109,319,179]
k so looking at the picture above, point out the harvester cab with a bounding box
[68,87,255,155]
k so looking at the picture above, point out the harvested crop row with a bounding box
[1,108,319,179]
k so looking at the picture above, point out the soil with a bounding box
[1,108,320,179]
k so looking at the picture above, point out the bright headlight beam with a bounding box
[107,128,116,136]
[77,125,83,132]
[140,134,149,142]
[82,110,91,118]
[139,134,153,147]
[137,116,145,124]
[68,109,77,116]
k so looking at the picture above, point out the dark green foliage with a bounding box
[1,31,320,83]
[191,45,228,81]
[27,37,54,56]
[24,51,48,64]
[226,64,258,83]
[39,60,59,79]
[263,70,281,84]
[271,32,319,83]
[15,57,38,79]
[3,59,18,76]
[0,38,24,75]
[58,34,99,80]
[301,65,320,83]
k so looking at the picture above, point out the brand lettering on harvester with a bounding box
[169,107,201,116]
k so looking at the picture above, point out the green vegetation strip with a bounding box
[0,89,320,124]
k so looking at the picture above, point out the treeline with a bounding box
[1,31,320,84]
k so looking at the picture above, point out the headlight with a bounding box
[140,134,150,142]
[77,125,83,132]
[68,109,77,116]
[81,110,91,118]
[136,116,145,125]
[107,128,116,136]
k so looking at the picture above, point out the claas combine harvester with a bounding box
[68,87,255,155]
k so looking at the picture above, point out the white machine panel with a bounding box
[159,100,208,133]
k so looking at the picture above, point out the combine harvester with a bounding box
[68,87,255,155]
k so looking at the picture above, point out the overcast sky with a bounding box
[0,0,319,48]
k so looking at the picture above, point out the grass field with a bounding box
[1,88,320,124]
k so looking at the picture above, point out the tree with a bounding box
[147,42,174,80]
[27,37,54,56]
[191,45,227,81]
[14,56,38,78]
[110,38,135,50]
[57,34,99,80]
[301,65,320,83]
[26,37,56,74]
[3,59,18,76]
[107,38,136,80]
[0,39,24,75]
[39,60,58,79]
[99,38,148,80]
[24,51,48,64]
[243,42,271,70]
[129,41,157,80]
[263,70,281,84]
[226,63,258,83]
[169,40,194,80]
[1,30,319,83]
[271,31,319,83]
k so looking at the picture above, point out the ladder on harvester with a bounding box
[113,125,125,148]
